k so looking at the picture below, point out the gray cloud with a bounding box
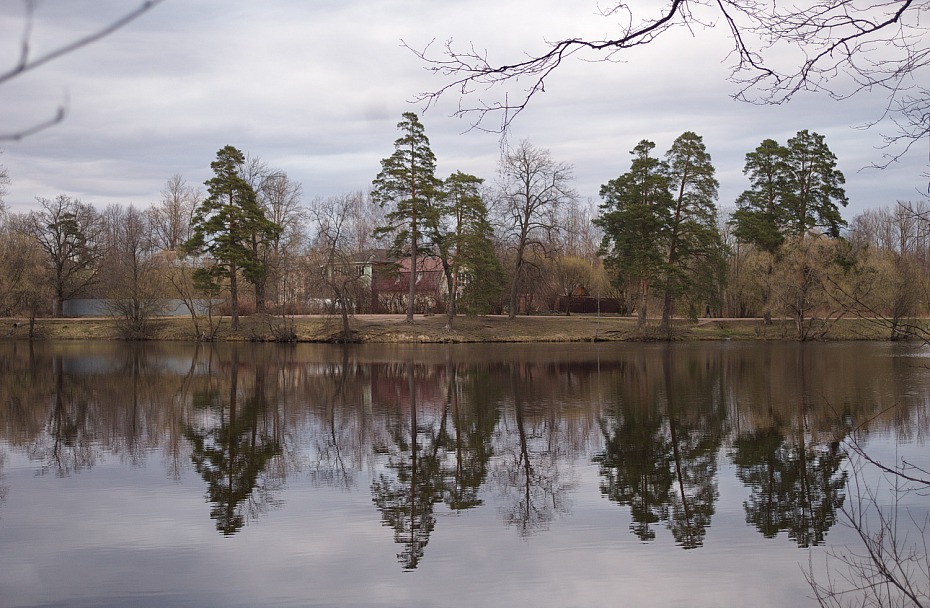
[0,1,925,219]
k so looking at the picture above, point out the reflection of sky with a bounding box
[2,340,929,607]
[0,444,868,608]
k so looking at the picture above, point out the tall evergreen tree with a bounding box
[730,138,790,323]
[372,112,441,323]
[660,131,722,335]
[438,171,504,320]
[184,145,281,331]
[730,132,847,324]
[732,132,847,245]
[730,139,790,254]
[783,129,848,238]
[595,140,673,333]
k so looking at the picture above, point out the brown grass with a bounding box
[0,313,909,343]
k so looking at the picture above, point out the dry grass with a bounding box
[0,313,907,343]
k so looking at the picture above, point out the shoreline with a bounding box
[0,314,915,343]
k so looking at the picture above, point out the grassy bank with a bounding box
[0,313,910,343]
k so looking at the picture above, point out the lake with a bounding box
[0,340,928,607]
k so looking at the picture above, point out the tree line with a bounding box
[0,113,925,340]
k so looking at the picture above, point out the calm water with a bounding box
[0,340,928,607]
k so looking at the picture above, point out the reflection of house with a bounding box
[371,256,446,314]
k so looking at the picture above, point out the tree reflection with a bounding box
[731,348,847,547]
[185,354,282,535]
[29,356,99,476]
[664,350,724,549]
[0,449,8,514]
[596,395,673,541]
[594,349,725,548]
[440,358,497,511]
[371,365,441,570]
[732,428,846,547]
[371,357,500,569]
[492,361,574,537]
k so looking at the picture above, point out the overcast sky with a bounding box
[0,0,926,220]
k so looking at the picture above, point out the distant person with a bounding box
[705,305,710,319]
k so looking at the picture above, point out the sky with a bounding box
[0,0,927,221]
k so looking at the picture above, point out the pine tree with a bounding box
[661,131,722,336]
[441,171,504,319]
[595,140,674,333]
[185,145,281,331]
[730,132,847,324]
[783,130,848,238]
[372,113,441,322]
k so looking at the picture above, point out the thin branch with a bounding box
[0,0,167,87]
[0,0,166,140]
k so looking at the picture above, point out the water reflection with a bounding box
[0,341,927,568]
[184,352,283,535]
[594,348,724,548]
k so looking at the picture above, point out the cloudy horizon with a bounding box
[1,0,926,222]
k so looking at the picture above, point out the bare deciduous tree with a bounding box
[309,193,368,341]
[0,211,49,332]
[101,205,168,339]
[496,140,575,318]
[0,154,9,208]
[149,174,200,252]
[24,194,103,317]
[807,437,930,608]
[256,170,304,312]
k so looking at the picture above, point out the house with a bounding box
[370,256,447,314]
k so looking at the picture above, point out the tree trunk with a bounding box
[229,261,239,331]
[443,263,456,330]
[508,253,524,320]
[762,256,773,325]
[339,298,351,341]
[661,287,673,339]
[637,275,649,334]
[254,279,266,314]
[407,217,417,323]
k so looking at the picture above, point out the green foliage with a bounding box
[371,112,441,256]
[596,140,673,286]
[184,145,281,329]
[186,145,281,281]
[731,131,847,249]
[437,171,505,316]
[662,132,724,329]
[783,130,848,238]
[371,113,441,321]
[731,139,790,254]
[596,134,727,335]
[732,428,847,547]
[595,140,674,330]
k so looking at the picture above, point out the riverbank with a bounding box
[0,313,912,342]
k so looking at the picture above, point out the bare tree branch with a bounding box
[410,0,930,154]
[1,0,166,140]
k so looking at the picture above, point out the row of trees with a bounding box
[0,115,927,340]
